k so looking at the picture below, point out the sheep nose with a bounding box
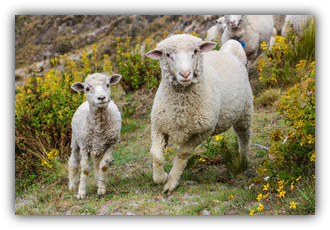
[231,20,236,25]
[179,71,191,79]
[98,96,106,101]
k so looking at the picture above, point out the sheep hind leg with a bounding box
[233,120,252,169]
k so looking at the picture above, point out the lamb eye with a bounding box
[194,49,198,54]
[85,87,90,92]
[106,84,110,88]
[166,53,171,58]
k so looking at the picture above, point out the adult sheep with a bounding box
[221,15,274,70]
[68,73,122,199]
[281,15,314,37]
[146,35,253,194]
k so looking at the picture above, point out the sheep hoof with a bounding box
[77,193,86,199]
[154,172,168,184]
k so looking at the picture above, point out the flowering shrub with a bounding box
[255,61,315,181]
[257,35,292,87]
[115,36,161,93]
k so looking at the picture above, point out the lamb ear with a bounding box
[145,49,163,60]
[199,41,217,52]
[109,74,122,85]
[71,82,85,92]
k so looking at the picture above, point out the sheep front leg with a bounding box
[97,146,114,196]
[162,146,192,195]
[68,142,80,191]
[163,132,211,195]
[150,130,168,184]
[77,149,91,199]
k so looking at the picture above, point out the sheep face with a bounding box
[214,17,226,32]
[146,34,216,87]
[71,73,122,108]
[225,15,243,28]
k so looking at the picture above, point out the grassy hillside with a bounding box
[15,15,315,215]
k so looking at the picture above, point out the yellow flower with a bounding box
[278,190,286,197]
[256,193,263,201]
[199,158,206,162]
[257,203,264,211]
[41,160,48,166]
[215,135,223,141]
[250,209,255,215]
[290,182,295,190]
[263,183,269,191]
[289,201,296,209]
[164,147,172,154]
[263,193,269,199]
[310,152,315,162]
[228,195,234,200]
[260,42,267,50]
[296,176,302,181]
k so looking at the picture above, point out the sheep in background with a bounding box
[281,15,314,37]
[273,15,286,35]
[69,73,122,199]
[221,15,274,70]
[146,34,253,194]
[205,16,226,43]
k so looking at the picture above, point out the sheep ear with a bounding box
[146,49,163,60]
[109,74,122,85]
[199,42,217,52]
[71,82,85,92]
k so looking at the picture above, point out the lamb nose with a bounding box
[179,72,191,79]
[98,96,106,101]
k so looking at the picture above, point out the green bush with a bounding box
[115,36,161,93]
[256,62,315,179]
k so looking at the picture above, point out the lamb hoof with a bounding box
[77,192,86,199]
[97,188,106,196]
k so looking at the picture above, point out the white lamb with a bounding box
[205,16,226,43]
[221,15,274,70]
[146,34,253,194]
[68,73,122,199]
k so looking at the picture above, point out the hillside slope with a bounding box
[15,15,218,86]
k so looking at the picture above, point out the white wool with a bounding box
[281,15,314,37]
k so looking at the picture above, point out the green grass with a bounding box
[15,102,314,215]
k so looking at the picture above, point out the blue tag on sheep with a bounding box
[231,37,246,48]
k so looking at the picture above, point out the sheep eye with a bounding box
[166,53,171,58]
[85,87,90,92]
[106,84,110,88]
[194,49,198,54]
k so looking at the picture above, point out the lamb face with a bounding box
[146,34,216,87]
[71,73,121,108]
